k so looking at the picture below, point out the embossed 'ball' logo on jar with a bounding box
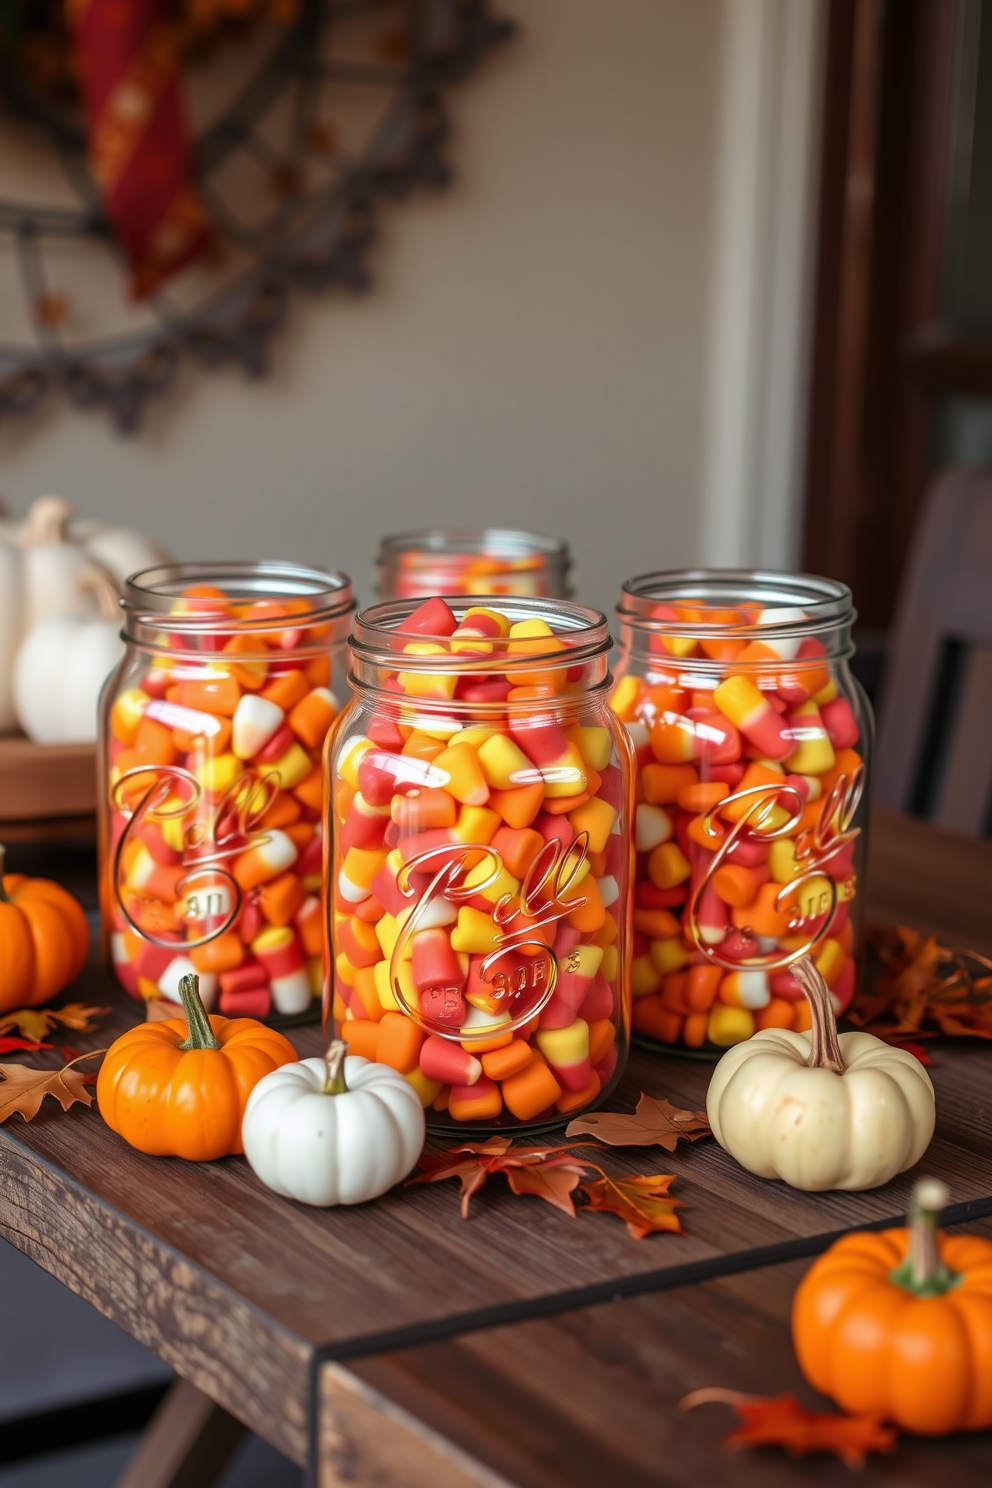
[111,762,282,950]
[686,766,864,972]
[388,833,593,1039]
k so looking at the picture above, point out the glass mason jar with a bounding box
[325,594,633,1131]
[377,528,571,601]
[99,562,354,1027]
[611,570,872,1054]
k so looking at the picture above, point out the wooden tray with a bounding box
[0,733,97,840]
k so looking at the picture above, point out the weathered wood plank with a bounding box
[349,1216,992,1488]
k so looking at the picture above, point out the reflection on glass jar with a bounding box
[611,571,872,1055]
[325,594,632,1132]
[377,528,571,601]
[98,562,354,1027]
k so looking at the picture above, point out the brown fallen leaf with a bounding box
[566,1093,711,1152]
[0,1004,110,1043]
[579,1173,683,1239]
[0,1054,103,1124]
[409,1136,595,1219]
[680,1389,897,1469]
[851,926,992,1041]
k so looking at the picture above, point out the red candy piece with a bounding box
[411,928,464,991]
[400,597,458,637]
[420,1035,481,1086]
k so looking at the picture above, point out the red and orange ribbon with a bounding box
[68,0,211,298]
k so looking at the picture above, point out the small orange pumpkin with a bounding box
[98,973,296,1160]
[792,1178,992,1435]
[0,845,90,1011]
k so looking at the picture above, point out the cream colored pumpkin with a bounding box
[706,956,935,1191]
[13,567,124,744]
[0,496,170,734]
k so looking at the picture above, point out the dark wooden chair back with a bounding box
[874,467,992,836]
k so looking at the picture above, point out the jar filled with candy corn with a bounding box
[377,528,571,600]
[611,571,871,1054]
[99,562,354,1026]
[326,594,632,1130]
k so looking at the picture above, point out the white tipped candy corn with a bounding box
[232,694,284,759]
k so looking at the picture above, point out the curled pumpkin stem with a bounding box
[176,974,222,1052]
[679,1388,761,1413]
[793,955,845,1075]
[323,1039,349,1095]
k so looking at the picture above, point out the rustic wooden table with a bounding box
[1,809,990,1487]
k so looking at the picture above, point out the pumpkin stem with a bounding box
[891,1178,961,1297]
[793,955,845,1074]
[78,564,121,620]
[176,974,223,1052]
[323,1040,349,1096]
[0,844,9,903]
[20,494,74,547]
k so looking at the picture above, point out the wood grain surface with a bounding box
[0,734,96,823]
[0,810,989,1480]
[350,1219,992,1488]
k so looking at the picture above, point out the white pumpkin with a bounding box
[242,1042,425,1206]
[706,956,935,1191]
[0,496,171,735]
[13,566,125,744]
[66,514,172,591]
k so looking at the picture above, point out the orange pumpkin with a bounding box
[792,1179,992,1435]
[0,847,90,1011]
[98,972,296,1160]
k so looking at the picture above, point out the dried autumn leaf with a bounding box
[409,1136,594,1219]
[680,1389,897,1469]
[579,1173,683,1239]
[852,927,992,1041]
[54,1004,111,1033]
[566,1093,710,1152]
[0,1004,110,1042]
[0,1062,95,1124]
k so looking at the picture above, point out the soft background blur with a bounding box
[0,0,823,619]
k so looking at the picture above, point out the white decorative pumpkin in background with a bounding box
[706,955,935,1192]
[13,566,125,744]
[242,1042,426,1207]
[0,494,170,735]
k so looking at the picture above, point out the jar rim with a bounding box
[617,568,855,637]
[378,527,570,566]
[124,561,354,634]
[351,595,611,674]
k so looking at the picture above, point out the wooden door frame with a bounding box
[802,0,958,633]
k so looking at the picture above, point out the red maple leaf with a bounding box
[680,1390,897,1468]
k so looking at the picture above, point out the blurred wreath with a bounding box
[0,0,513,430]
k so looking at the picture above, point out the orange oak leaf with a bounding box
[409,1136,595,1219]
[0,1059,98,1124]
[680,1390,897,1469]
[566,1093,710,1151]
[0,1004,110,1043]
[579,1173,683,1239]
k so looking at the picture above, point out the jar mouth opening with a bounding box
[378,528,570,570]
[352,595,611,672]
[124,561,355,634]
[617,569,854,638]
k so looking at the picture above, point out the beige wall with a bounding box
[0,0,722,619]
